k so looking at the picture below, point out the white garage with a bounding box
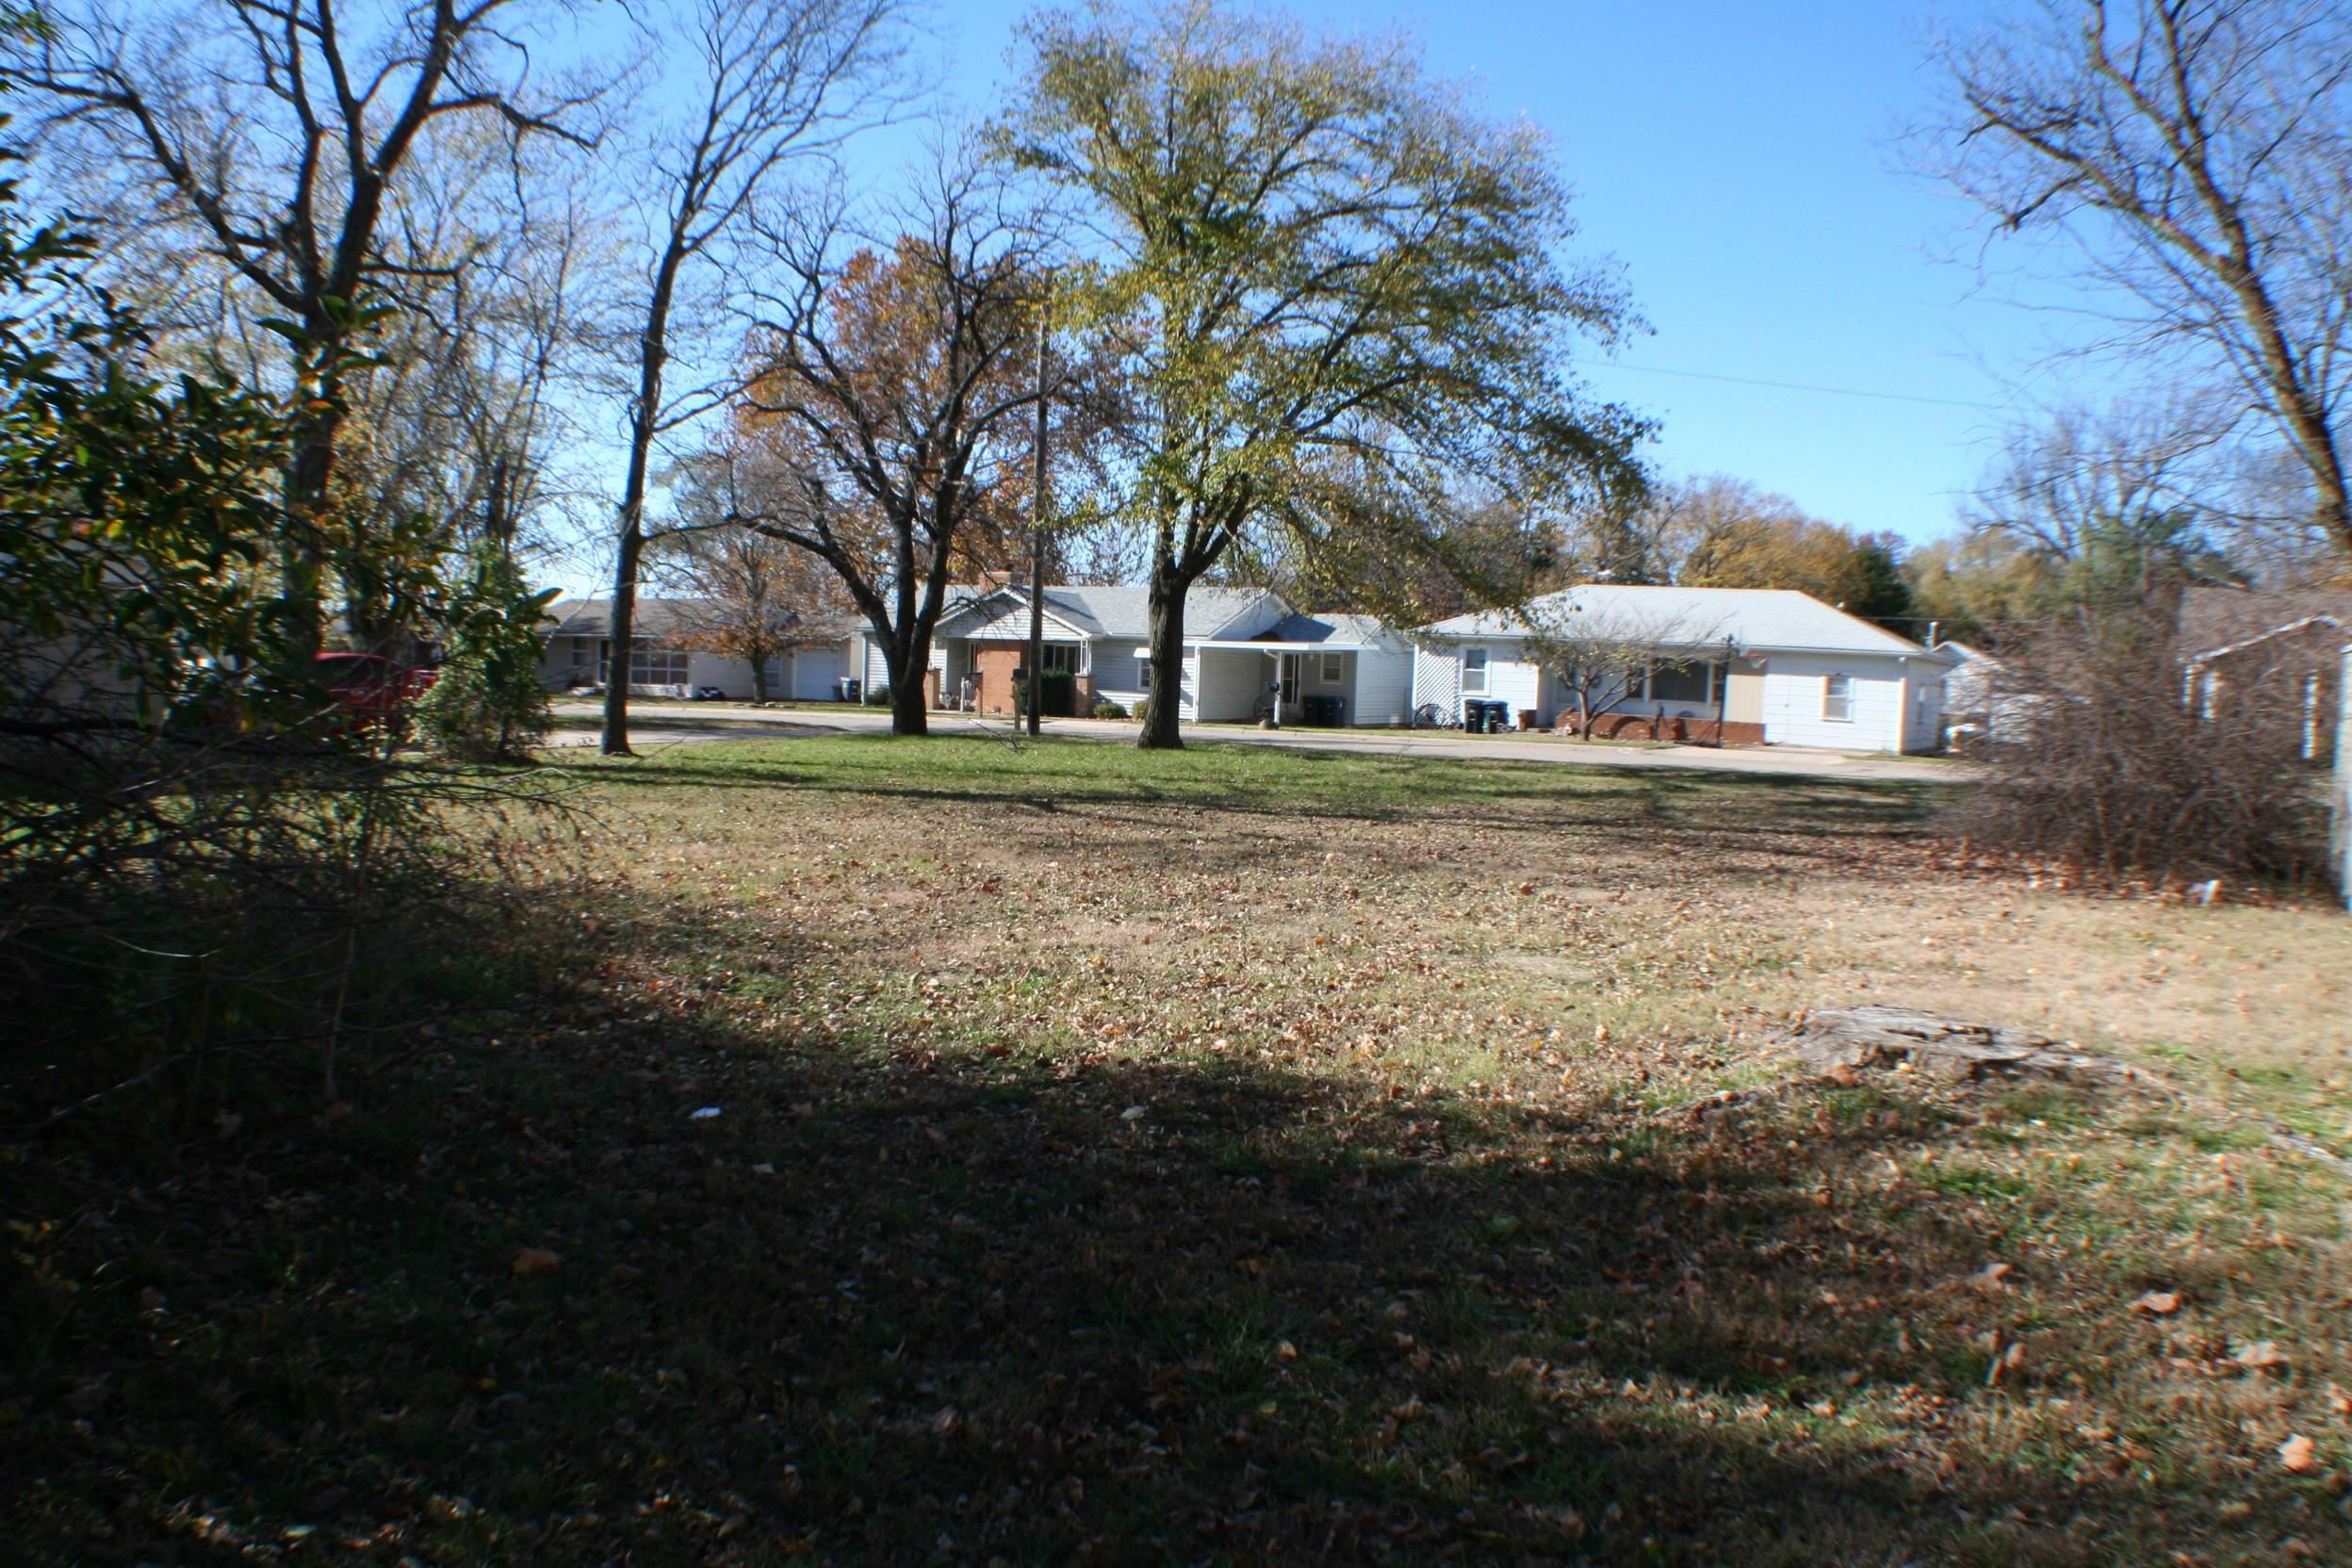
[788,644,842,701]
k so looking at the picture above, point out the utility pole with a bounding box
[1025,271,1053,739]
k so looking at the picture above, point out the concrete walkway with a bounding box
[554,701,1971,784]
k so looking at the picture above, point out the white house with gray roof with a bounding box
[542,581,1423,725]
[1411,584,1952,753]
[916,582,1418,725]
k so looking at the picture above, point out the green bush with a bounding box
[1090,697,1128,718]
[1013,669,1079,718]
[862,682,890,708]
[415,543,556,762]
[1131,697,1149,727]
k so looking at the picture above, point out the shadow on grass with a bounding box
[573,736,1946,865]
[4,939,2322,1566]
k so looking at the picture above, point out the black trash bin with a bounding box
[1301,694,1344,727]
[1462,701,1488,734]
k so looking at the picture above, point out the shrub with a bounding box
[1952,613,2330,887]
[415,543,555,762]
[863,682,890,708]
[1131,697,1149,727]
[1014,670,1079,718]
[1091,698,1128,719]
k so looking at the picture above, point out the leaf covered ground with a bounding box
[7,735,2351,1565]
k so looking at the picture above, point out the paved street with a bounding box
[552,701,1970,783]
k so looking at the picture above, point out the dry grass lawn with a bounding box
[7,733,2349,1565]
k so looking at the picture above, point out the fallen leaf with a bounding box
[1276,1340,1298,1362]
[2132,1291,2181,1316]
[2327,1383,2351,1418]
[512,1249,563,1278]
[2278,1433,2316,1473]
[1973,1262,2013,1289]
[2233,1340,2290,1373]
[1119,1104,1148,1121]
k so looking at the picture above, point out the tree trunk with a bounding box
[600,524,643,756]
[890,673,928,736]
[750,655,769,706]
[279,348,342,663]
[1139,568,1187,749]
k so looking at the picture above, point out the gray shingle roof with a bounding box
[1256,612,1405,646]
[947,583,1279,641]
[546,598,855,644]
[1420,584,1935,658]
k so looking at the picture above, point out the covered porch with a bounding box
[1192,642,1364,726]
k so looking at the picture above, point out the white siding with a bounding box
[953,603,1089,643]
[1091,637,1151,706]
[790,644,843,700]
[685,651,754,699]
[1352,642,1415,726]
[1757,653,1907,751]
[1412,643,1461,716]
[542,634,599,693]
[1902,668,1946,753]
[1479,655,1543,724]
[1192,646,1265,722]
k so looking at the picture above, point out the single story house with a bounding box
[2178,586,2350,763]
[910,582,1418,726]
[541,583,1422,725]
[1411,583,1952,753]
[1937,640,2000,722]
[539,598,862,701]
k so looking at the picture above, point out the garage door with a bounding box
[792,645,842,700]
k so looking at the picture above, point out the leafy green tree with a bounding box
[1843,532,1916,632]
[1002,0,1648,748]
[414,542,558,763]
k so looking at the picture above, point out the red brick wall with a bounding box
[1578,713,1765,745]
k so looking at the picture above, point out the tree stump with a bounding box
[1790,1005,2131,1086]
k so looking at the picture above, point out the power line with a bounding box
[1600,361,2012,413]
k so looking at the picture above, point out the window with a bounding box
[1321,652,1344,682]
[1041,644,1077,674]
[629,645,690,687]
[570,640,589,666]
[1648,662,1711,704]
[1822,674,1852,722]
[1462,645,1489,694]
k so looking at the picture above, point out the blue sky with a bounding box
[893,0,2059,547]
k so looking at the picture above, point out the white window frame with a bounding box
[1040,644,1077,675]
[1822,674,1853,723]
[1462,645,1490,694]
[625,645,691,687]
[1321,652,1344,683]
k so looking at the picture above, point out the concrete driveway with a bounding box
[555,701,1970,784]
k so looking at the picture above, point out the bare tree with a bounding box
[594,0,904,757]
[1926,0,2352,560]
[1518,595,1729,740]
[655,482,851,704]
[5,0,606,654]
[724,153,1076,737]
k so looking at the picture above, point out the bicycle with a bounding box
[1411,701,1459,729]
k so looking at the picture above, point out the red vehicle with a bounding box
[315,652,438,738]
